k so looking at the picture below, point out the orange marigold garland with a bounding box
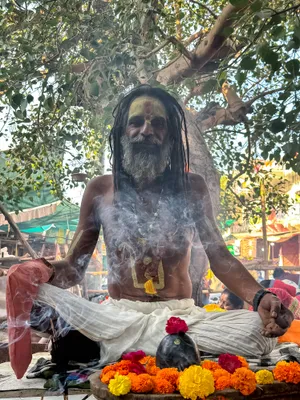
[231,367,256,396]
[101,351,300,397]
[202,360,222,372]
[156,368,179,387]
[152,376,175,394]
[129,373,154,393]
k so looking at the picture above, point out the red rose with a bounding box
[165,317,188,335]
[218,353,242,374]
[122,350,146,363]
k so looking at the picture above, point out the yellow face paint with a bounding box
[128,96,167,121]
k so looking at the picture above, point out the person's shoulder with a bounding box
[85,174,113,196]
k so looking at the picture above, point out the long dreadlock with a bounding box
[109,85,190,195]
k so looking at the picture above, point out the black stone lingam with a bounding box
[156,317,201,371]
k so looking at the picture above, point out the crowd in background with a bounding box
[216,268,300,320]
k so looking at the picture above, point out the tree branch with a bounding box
[184,29,205,45]
[246,87,287,106]
[189,0,218,19]
[156,2,249,85]
[0,202,38,259]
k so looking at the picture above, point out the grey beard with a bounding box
[121,135,171,187]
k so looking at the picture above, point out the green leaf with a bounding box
[270,119,286,133]
[229,0,248,6]
[286,59,300,76]
[15,110,23,119]
[235,70,247,86]
[263,103,277,115]
[11,93,24,107]
[80,48,93,60]
[250,0,262,12]
[27,94,34,103]
[201,79,217,94]
[89,81,99,97]
[271,25,285,40]
[256,9,273,19]
[44,97,54,111]
[240,56,256,70]
[282,143,293,153]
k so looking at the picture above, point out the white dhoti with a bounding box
[37,284,276,366]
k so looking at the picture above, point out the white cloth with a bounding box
[37,283,277,366]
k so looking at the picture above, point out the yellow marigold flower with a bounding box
[255,370,274,385]
[108,373,131,396]
[203,304,225,312]
[144,279,157,295]
[179,365,215,400]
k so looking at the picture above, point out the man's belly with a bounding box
[107,261,193,302]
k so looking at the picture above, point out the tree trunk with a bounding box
[185,109,220,214]
[185,109,219,306]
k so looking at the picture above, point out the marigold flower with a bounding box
[213,368,231,381]
[218,353,242,373]
[139,355,155,365]
[152,377,175,394]
[141,356,160,375]
[179,365,215,400]
[156,368,179,387]
[274,361,300,384]
[202,360,222,372]
[108,373,131,396]
[215,375,232,391]
[231,367,256,396]
[101,370,116,384]
[255,369,274,385]
[237,356,249,369]
[101,364,115,377]
[203,304,225,312]
[273,361,290,382]
[129,373,153,393]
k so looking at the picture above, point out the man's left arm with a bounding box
[190,173,293,337]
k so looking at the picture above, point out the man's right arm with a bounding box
[49,178,102,289]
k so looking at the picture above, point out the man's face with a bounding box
[121,96,171,186]
[126,96,168,147]
[219,294,234,311]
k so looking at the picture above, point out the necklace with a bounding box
[131,190,165,295]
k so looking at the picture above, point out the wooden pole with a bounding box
[0,202,38,259]
[260,180,269,279]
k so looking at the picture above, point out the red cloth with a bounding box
[273,279,297,297]
[6,259,52,379]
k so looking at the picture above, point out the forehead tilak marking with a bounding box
[128,96,167,119]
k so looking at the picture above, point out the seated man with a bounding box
[7,86,293,378]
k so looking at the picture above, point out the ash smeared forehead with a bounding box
[128,96,167,119]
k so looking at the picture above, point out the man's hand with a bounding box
[258,293,294,337]
[0,268,7,277]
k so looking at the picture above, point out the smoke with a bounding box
[96,181,196,288]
